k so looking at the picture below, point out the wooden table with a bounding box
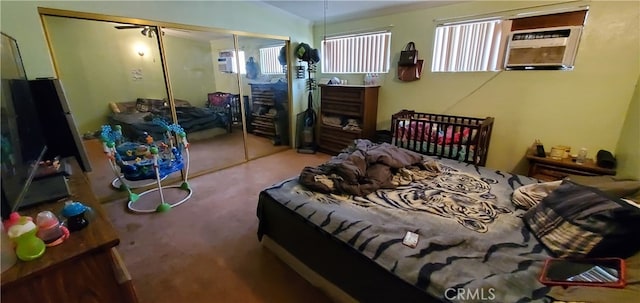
[1,159,138,303]
[526,154,616,181]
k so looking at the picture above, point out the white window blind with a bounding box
[432,19,510,72]
[259,46,284,75]
[322,32,391,74]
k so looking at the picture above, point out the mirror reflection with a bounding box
[161,27,246,177]
[42,14,292,202]
[42,16,168,201]
[237,36,290,159]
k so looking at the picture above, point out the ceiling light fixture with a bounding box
[140,26,160,38]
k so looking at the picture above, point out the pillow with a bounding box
[135,98,152,112]
[565,175,640,199]
[523,180,640,258]
[512,176,640,210]
[109,102,121,113]
[115,101,139,113]
[511,180,562,210]
[136,98,167,113]
[173,99,191,107]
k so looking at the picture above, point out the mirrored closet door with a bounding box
[41,9,292,202]
[160,27,246,177]
[236,36,291,159]
[42,15,169,201]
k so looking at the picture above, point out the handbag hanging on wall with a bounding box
[398,59,424,82]
[398,42,418,66]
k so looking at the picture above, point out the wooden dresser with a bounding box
[1,159,138,303]
[317,85,379,154]
[249,81,289,145]
[526,154,616,182]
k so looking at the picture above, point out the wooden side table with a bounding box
[526,154,616,182]
[1,158,138,303]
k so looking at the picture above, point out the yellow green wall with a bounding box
[315,0,639,173]
[44,16,166,134]
[44,17,221,134]
[615,76,640,179]
[2,1,637,174]
[164,35,217,108]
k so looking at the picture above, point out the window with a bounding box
[321,31,391,74]
[432,9,588,72]
[259,46,285,75]
[432,19,510,72]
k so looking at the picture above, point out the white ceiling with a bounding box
[260,0,462,24]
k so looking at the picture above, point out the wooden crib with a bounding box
[390,110,494,166]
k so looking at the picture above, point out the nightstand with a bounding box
[526,154,616,182]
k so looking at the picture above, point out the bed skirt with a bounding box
[257,191,441,303]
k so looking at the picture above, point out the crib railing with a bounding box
[390,110,494,166]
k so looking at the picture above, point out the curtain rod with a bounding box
[434,1,587,25]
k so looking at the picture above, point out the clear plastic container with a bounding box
[576,148,588,165]
[1,224,17,273]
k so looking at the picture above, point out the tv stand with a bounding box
[33,157,72,180]
[1,158,138,303]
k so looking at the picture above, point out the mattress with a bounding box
[108,106,229,140]
[257,156,555,303]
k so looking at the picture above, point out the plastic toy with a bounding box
[6,214,45,261]
[100,119,192,213]
[100,125,167,192]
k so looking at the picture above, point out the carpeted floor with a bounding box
[84,128,288,203]
[103,149,333,303]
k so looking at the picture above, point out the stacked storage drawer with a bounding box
[317,85,379,155]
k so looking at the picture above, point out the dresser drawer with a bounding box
[529,163,602,181]
[321,86,364,104]
[321,100,362,117]
[318,126,361,154]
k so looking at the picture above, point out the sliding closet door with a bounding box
[42,16,168,202]
[161,28,246,177]
[236,36,291,159]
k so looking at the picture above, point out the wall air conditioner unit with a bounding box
[218,57,234,73]
[504,26,583,70]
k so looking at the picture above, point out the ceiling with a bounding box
[260,0,462,24]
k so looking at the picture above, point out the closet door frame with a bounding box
[38,7,292,178]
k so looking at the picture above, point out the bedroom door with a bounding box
[236,36,291,159]
[160,27,246,177]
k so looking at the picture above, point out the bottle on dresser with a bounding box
[576,148,588,165]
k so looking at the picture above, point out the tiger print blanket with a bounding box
[262,156,555,303]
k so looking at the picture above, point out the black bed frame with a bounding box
[257,191,441,303]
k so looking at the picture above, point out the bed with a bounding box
[257,140,640,303]
[391,110,494,166]
[108,97,231,140]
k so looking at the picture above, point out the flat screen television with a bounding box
[1,33,49,219]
